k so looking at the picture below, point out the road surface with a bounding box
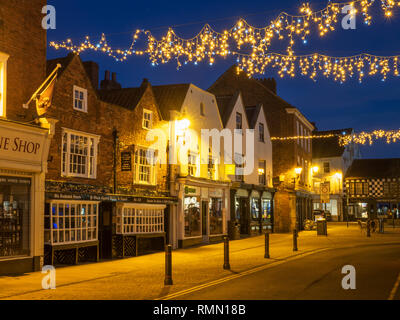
[170,244,400,300]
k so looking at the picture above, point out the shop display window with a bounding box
[251,198,260,220]
[116,205,165,235]
[45,201,98,245]
[184,196,201,237]
[0,177,30,258]
[262,199,272,222]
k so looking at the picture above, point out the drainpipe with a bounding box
[112,129,118,194]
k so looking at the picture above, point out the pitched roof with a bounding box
[245,105,263,129]
[313,128,353,159]
[46,53,75,76]
[152,84,191,119]
[346,159,400,179]
[98,87,146,110]
[208,65,299,135]
[215,92,240,127]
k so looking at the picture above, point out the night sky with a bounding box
[47,0,400,159]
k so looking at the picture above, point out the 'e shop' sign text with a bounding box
[0,136,41,155]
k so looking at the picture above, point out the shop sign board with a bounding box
[121,152,132,172]
[209,188,223,198]
[0,123,47,165]
[184,186,200,196]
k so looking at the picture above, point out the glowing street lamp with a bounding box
[294,167,303,175]
[312,166,319,174]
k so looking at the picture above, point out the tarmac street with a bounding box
[0,223,399,300]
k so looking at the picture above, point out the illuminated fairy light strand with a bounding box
[271,129,400,146]
[235,52,400,81]
[50,0,400,68]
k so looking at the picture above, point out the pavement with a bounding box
[0,222,399,300]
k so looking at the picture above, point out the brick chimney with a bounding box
[83,61,99,90]
[100,70,122,90]
[256,77,277,94]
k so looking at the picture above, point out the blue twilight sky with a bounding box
[47,0,400,159]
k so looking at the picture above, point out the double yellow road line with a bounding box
[157,248,331,300]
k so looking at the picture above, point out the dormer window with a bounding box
[0,52,9,117]
[143,109,153,129]
[73,85,88,112]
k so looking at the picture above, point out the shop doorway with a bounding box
[239,198,249,235]
[202,201,208,237]
[99,202,113,259]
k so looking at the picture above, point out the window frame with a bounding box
[258,160,267,185]
[134,146,157,185]
[259,123,265,142]
[73,85,88,113]
[188,152,199,177]
[236,112,243,130]
[200,102,205,116]
[61,128,100,179]
[45,200,99,246]
[142,109,153,130]
[0,52,9,118]
[323,162,330,174]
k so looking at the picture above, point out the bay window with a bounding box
[45,200,99,245]
[62,129,100,179]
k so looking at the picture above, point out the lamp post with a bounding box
[293,167,303,231]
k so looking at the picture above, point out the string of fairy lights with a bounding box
[50,0,400,79]
[49,1,400,146]
[270,129,400,146]
[234,52,400,81]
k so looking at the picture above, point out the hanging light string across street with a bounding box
[271,129,400,146]
[50,0,400,80]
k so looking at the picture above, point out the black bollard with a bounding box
[293,229,298,252]
[223,236,231,270]
[164,245,173,286]
[264,232,270,259]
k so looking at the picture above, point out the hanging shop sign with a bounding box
[321,182,330,204]
[121,152,132,172]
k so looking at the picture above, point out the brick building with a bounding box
[43,54,174,263]
[209,66,314,232]
[0,0,55,274]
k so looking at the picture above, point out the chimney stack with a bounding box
[83,61,99,90]
[100,70,122,90]
[256,77,277,94]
